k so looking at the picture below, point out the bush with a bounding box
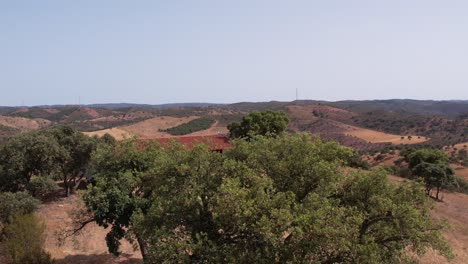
[462,159,468,167]
[347,153,370,170]
[0,192,39,223]
[163,117,214,135]
[2,214,53,264]
[26,177,59,198]
[398,167,412,179]
[382,165,399,175]
[445,175,468,194]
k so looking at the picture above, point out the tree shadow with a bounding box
[55,253,142,264]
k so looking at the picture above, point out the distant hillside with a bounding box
[329,99,468,117]
[0,99,467,150]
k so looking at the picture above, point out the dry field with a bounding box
[345,128,429,145]
[83,128,134,141]
[84,116,229,140]
[184,120,229,136]
[0,116,52,131]
[287,105,356,121]
[37,195,142,264]
[420,191,468,264]
[119,116,198,138]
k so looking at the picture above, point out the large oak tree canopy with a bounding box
[83,134,452,263]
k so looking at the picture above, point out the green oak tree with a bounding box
[42,126,98,196]
[227,111,289,139]
[82,134,452,263]
[0,132,63,192]
[407,148,455,199]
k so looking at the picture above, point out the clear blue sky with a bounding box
[1,1,468,106]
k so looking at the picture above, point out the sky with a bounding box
[1,0,468,106]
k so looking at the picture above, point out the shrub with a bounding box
[2,214,53,264]
[462,159,468,167]
[445,175,468,194]
[398,167,412,179]
[163,117,214,135]
[347,153,370,170]
[26,177,59,199]
[0,192,39,223]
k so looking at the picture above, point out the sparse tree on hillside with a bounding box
[412,162,455,199]
[406,148,454,199]
[227,111,289,139]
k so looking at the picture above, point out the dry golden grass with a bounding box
[345,128,429,145]
[0,116,51,131]
[119,116,198,138]
[83,128,134,141]
[420,191,468,264]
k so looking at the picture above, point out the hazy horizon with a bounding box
[2,1,468,106]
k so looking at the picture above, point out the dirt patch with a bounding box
[345,128,429,145]
[84,128,134,141]
[36,195,142,264]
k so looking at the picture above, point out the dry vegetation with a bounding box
[0,116,51,131]
[83,128,134,141]
[119,116,199,138]
[419,191,468,264]
[345,128,429,145]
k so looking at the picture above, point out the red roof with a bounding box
[137,135,231,151]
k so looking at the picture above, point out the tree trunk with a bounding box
[136,234,147,260]
[64,176,70,197]
[436,187,440,200]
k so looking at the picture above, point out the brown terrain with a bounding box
[37,195,142,264]
[115,116,198,138]
[0,116,52,131]
[387,175,468,264]
[183,120,229,136]
[345,128,429,145]
[83,128,134,141]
